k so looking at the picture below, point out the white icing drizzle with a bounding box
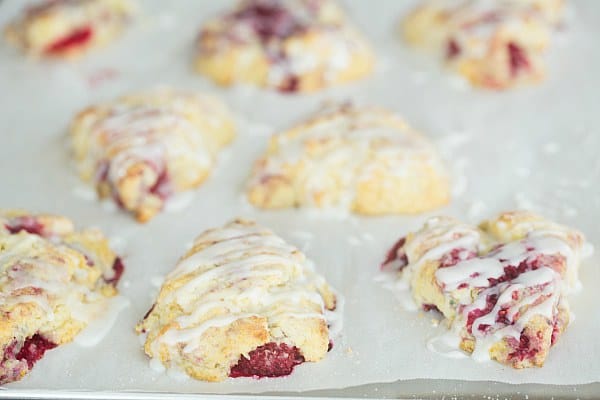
[385,213,591,363]
[250,107,447,212]
[0,219,124,349]
[141,220,339,366]
[72,89,232,210]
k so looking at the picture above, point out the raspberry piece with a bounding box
[104,257,125,286]
[229,342,305,378]
[507,42,529,76]
[5,216,45,236]
[234,1,304,42]
[46,26,93,54]
[15,334,57,369]
[381,237,408,270]
[439,248,476,268]
[446,39,461,59]
[466,294,498,334]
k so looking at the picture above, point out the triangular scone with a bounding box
[247,104,450,214]
[70,88,236,222]
[382,211,590,368]
[0,209,124,385]
[195,0,373,92]
[402,0,564,89]
[4,0,134,58]
[136,219,337,382]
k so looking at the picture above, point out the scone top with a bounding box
[195,0,374,92]
[69,87,236,222]
[136,219,338,382]
[4,0,135,58]
[382,210,590,369]
[0,209,124,385]
[247,103,450,215]
[402,0,565,89]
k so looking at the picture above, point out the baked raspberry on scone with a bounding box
[382,211,590,368]
[402,0,564,89]
[247,104,450,214]
[136,219,337,382]
[4,0,134,58]
[69,87,236,223]
[194,0,374,93]
[0,209,124,385]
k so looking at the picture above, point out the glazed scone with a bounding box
[70,87,236,223]
[0,209,124,385]
[136,219,338,382]
[402,0,564,89]
[247,104,450,215]
[4,0,134,58]
[195,0,374,93]
[382,211,591,368]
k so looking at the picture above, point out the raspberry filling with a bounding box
[14,334,57,369]
[466,294,498,334]
[423,303,441,313]
[446,38,461,59]
[148,168,172,200]
[5,216,45,236]
[381,237,408,270]
[234,1,305,42]
[507,42,529,76]
[229,342,305,378]
[45,26,93,54]
[279,76,300,93]
[104,257,125,286]
[96,160,172,210]
[507,333,539,362]
[439,248,477,268]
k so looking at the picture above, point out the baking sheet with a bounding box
[0,0,599,396]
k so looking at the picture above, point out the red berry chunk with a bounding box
[229,342,305,378]
[46,26,93,54]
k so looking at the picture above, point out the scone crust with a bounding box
[383,210,587,368]
[69,87,236,222]
[194,0,373,92]
[402,0,564,89]
[247,104,450,214]
[4,0,134,58]
[136,219,336,382]
[0,209,123,384]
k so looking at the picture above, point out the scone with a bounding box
[402,0,564,89]
[0,209,124,385]
[4,0,134,58]
[194,0,374,93]
[247,104,450,214]
[136,219,337,382]
[382,211,590,368]
[70,87,236,223]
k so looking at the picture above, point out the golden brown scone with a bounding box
[70,87,236,223]
[136,219,338,382]
[382,210,590,368]
[194,0,374,93]
[247,104,450,215]
[4,0,134,58]
[402,0,564,89]
[0,209,124,385]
